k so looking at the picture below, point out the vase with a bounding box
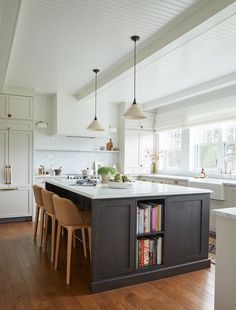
[101,174,110,183]
[151,162,157,174]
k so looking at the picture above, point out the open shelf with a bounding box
[137,231,164,238]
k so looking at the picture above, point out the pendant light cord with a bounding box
[95,71,97,120]
[134,39,136,102]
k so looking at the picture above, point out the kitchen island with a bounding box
[46,179,211,292]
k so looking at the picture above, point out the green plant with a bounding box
[97,166,117,176]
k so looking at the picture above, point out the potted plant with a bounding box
[98,166,117,183]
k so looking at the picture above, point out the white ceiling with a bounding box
[5,0,211,94]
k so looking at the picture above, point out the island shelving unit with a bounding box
[46,179,211,293]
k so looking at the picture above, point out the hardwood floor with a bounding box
[0,222,215,310]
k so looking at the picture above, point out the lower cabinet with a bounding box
[165,195,209,265]
[0,188,31,219]
[92,199,136,280]
[225,185,236,208]
[210,199,225,232]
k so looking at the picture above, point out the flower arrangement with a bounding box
[144,149,163,163]
[144,149,163,174]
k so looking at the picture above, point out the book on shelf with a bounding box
[136,236,163,268]
[137,202,163,234]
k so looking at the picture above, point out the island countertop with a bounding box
[45,179,212,200]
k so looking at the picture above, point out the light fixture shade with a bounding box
[86,117,105,131]
[122,100,147,119]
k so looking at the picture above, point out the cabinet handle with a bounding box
[8,114,12,118]
[5,165,8,184]
[8,165,11,185]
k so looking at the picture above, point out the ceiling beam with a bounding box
[143,71,236,111]
[76,0,236,101]
[0,0,22,91]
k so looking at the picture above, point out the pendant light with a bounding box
[122,35,147,120]
[87,69,105,131]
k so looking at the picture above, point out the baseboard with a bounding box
[90,259,211,293]
[0,216,32,223]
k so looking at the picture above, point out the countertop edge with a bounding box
[212,208,236,220]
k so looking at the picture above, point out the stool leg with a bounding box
[81,228,87,258]
[51,217,56,263]
[54,223,62,270]
[73,231,76,248]
[66,227,73,285]
[39,207,45,247]
[88,227,92,262]
[43,214,49,252]
[33,205,40,239]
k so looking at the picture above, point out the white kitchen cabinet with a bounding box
[125,130,139,168]
[0,130,7,184]
[124,129,154,173]
[225,185,236,208]
[0,94,8,118]
[0,126,33,219]
[9,96,33,120]
[0,94,32,121]
[8,131,32,186]
[0,188,31,218]
[210,199,224,232]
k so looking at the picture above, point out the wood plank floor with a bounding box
[0,222,215,310]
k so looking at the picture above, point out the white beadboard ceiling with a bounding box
[5,0,211,94]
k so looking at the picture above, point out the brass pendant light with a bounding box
[87,69,105,131]
[122,35,147,120]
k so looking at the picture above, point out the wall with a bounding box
[34,95,119,174]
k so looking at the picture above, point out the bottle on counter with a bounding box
[106,138,113,151]
[200,168,206,178]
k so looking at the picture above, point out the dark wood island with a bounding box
[46,179,211,293]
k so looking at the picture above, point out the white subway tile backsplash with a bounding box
[34,132,119,174]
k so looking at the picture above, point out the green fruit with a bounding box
[114,173,121,182]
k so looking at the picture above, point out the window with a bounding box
[191,121,236,172]
[192,125,220,169]
[159,129,182,169]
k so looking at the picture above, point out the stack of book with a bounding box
[136,237,162,268]
[137,202,163,234]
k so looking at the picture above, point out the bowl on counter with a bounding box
[108,181,135,189]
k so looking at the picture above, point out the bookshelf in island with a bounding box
[46,179,211,293]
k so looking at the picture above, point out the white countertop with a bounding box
[46,179,211,200]
[213,208,236,220]
[139,174,236,186]
[34,175,68,178]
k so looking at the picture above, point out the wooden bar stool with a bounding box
[41,189,56,263]
[32,185,44,247]
[52,195,91,285]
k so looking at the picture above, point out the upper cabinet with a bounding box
[0,94,33,121]
[0,95,8,118]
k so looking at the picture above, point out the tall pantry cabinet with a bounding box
[0,94,33,221]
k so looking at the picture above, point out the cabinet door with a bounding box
[165,195,209,265]
[0,130,7,184]
[139,131,154,168]
[0,188,31,218]
[8,131,32,186]
[125,130,139,168]
[226,186,236,208]
[0,95,8,119]
[92,199,136,280]
[9,96,32,120]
